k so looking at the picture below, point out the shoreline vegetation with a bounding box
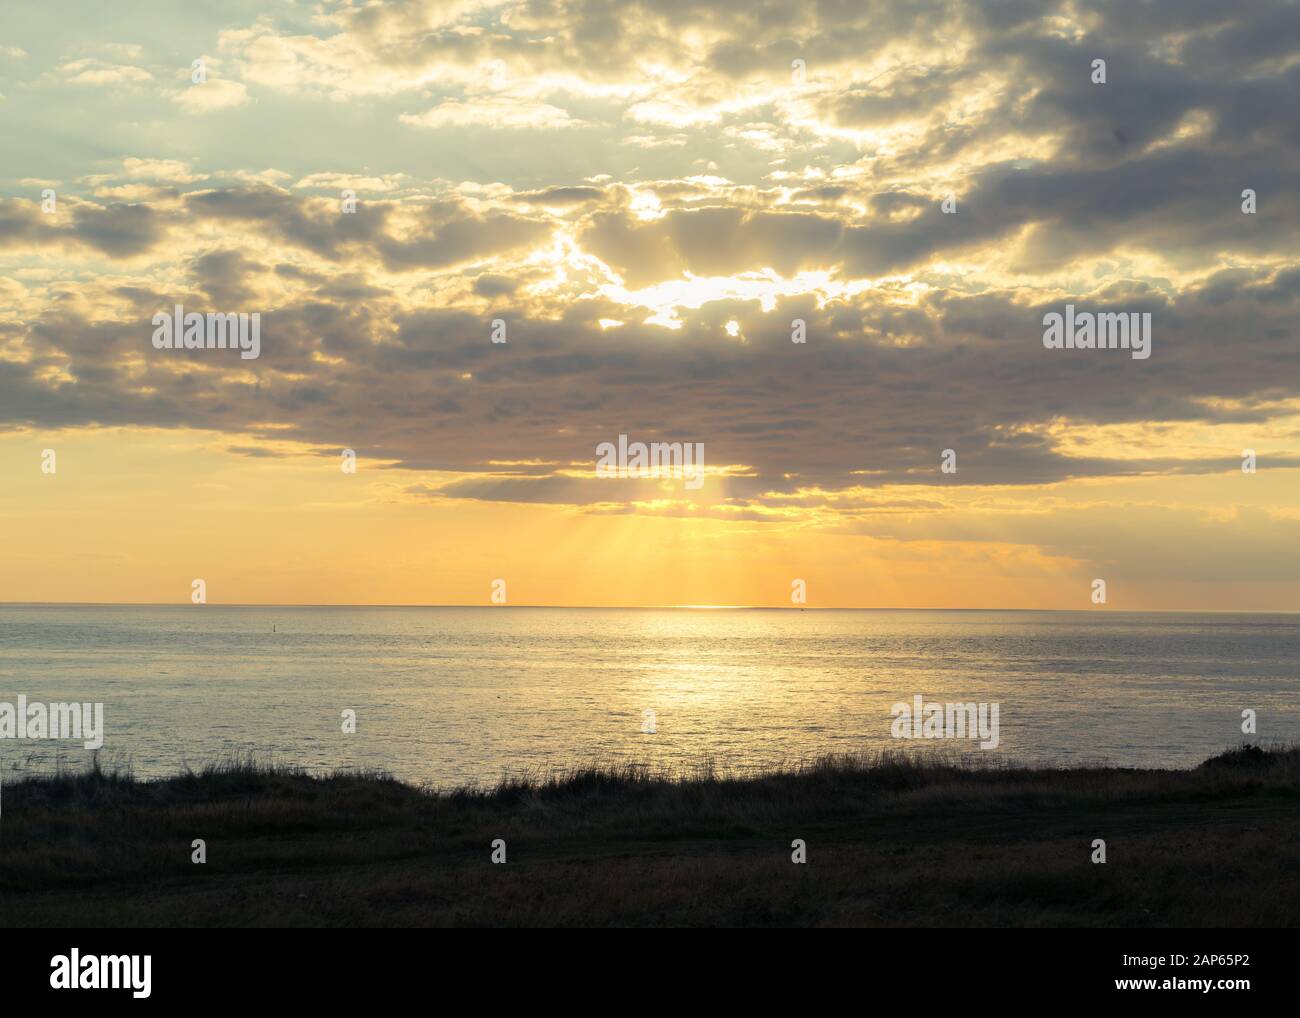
[2,745,1297,927]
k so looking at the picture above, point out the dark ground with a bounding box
[2,745,1297,927]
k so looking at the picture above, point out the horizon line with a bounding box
[1,601,1296,614]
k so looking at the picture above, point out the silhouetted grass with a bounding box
[2,744,1297,927]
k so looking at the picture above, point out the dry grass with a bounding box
[2,744,1297,926]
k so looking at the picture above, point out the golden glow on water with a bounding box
[6,604,1297,785]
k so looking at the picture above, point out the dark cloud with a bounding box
[0,199,167,258]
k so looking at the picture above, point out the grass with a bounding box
[2,745,1298,927]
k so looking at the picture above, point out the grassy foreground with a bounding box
[2,745,1297,927]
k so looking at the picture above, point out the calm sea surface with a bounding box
[1,605,1296,786]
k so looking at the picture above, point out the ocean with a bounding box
[1,605,1296,786]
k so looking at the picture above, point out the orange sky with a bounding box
[5,427,1298,609]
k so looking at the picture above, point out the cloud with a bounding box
[120,158,206,184]
[172,79,252,114]
[59,59,152,87]
[294,172,409,192]
[400,98,584,130]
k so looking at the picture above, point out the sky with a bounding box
[2,0,1299,609]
